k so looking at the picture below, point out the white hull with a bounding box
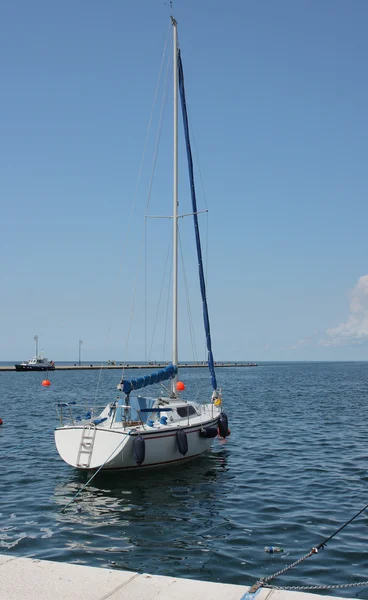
[55,406,222,471]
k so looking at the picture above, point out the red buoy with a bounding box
[0,418,3,425]
[176,381,185,391]
[42,379,51,387]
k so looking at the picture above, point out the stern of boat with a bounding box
[54,426,131,470]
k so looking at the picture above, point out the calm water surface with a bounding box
[1,362,368,597]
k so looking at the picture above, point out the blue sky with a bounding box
[1,0,368,362]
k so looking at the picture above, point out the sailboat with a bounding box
[54,17,229,471]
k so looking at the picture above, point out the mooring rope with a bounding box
[60,432,132,513]
[248,499,368,594]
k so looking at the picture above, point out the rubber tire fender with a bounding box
[134,435,145,465]
[218,412,229,438]
[176,429,188,456]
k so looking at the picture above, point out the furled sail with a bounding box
[177,50,217,392]
[119,364,177,395]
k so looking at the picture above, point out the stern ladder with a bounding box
[76,424,97,468]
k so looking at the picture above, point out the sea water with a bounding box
[1,362,368,598]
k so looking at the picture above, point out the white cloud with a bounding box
[291,330,321,350]
[322,274,368,346]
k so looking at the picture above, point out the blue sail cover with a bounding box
[120,364,177,395]
[178,51,217,392]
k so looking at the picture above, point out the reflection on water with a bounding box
[55,449,229,520]
[52,449,232,578]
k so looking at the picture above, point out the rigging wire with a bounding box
[162,244,173,362]
[186,106,209,211]
[145,217,147,362]
[148,233,173,361]
[204,215,209,362]
[178,229,198,363]
[86,23,172,410]
[121,34,172,381]
[180,77,212,364]
[188,117,211,362]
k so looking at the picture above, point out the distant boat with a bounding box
[54,16,229,471]
[15,357,55,371]
[15,335,55,371]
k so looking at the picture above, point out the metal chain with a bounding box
[248,548,318,593]
[268,580,368,591]
[263,548,318,582]
[248,501,368,594]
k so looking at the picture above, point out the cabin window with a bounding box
[176,405,197,417]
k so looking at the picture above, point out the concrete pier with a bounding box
[0,363,258,372]
[0,554,346,600]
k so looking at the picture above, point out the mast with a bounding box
[34,334,38,357]
[171,16,178,395]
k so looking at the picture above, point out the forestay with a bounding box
[178,50,217,392]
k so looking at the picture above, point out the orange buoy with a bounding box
[176,381,185,391]
[42,379,51,387]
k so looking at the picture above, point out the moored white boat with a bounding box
[54,16,229,472]
[55,392,226,470]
